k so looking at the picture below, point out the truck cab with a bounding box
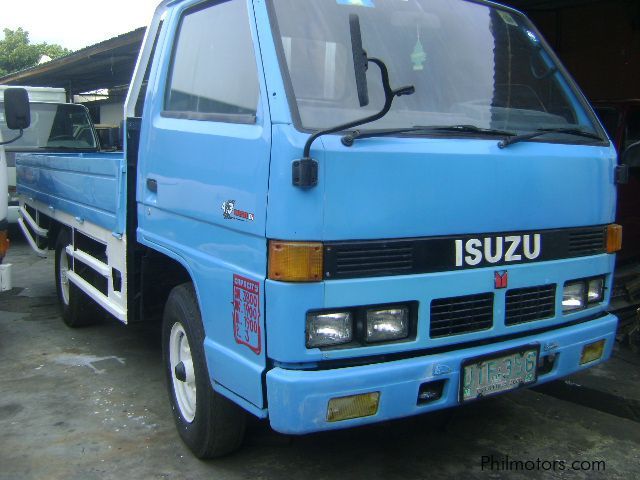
[13,0,622,458]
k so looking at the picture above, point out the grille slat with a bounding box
[337,259,413,268]
[336,248,413,257]
[430,306,493,318]
[430,293,493,338]
[505,284,556,325]
[431,321,493,335]
[504,297,555,309]
[431,297,494,309]
[332,267,414,275]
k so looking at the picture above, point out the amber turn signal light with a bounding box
[606,224,622,253]
[268,240,323,282]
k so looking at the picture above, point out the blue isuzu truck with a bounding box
[7,0,628,457]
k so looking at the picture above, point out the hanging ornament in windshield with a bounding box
[411,26,426,71]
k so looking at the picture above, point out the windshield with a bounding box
[0,102,97,150]
[271,0,601,139]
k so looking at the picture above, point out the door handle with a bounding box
[146,178,158,193]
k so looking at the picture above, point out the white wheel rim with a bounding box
[59,249,70,306]
[169,322,197,423]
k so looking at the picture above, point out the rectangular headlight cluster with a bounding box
[306,303,415,349]
[562,276,605,313]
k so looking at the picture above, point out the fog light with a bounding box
[327,392,380,422]
[580,339,605,365]
[563,281,585,312]
[587,277,604,304]
[306,312,353,348]
[366,307,409,343]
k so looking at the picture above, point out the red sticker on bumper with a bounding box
[233,274,262,354]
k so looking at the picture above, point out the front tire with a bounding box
[54,229,100,327]
[162,283,246,458]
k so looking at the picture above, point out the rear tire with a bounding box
[162,283,246,458]
[54,229,100,327]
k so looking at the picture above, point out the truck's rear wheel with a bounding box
[162,283,246,458]
[54,230,100,327]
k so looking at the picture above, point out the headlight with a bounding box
[306,302,416,349]
[306,312,353,348]
[587,277,604,303]
[563,276,605,313]
[562,281,585,312]
[365,307,409,343]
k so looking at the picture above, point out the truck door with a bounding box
[137,0,271,409]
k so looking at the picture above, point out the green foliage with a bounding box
[0,28,71,77]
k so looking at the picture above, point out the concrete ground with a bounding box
[1,231,639,480]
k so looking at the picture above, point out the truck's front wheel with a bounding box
[54,230,99,327]
[162,283,246,458]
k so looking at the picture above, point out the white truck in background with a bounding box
[0,86,67,224]
[0,86,69,289]
[0,140,8,287]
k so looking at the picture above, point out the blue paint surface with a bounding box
[266,254,614,364]
[16,151,125,232]
[15,0,620,429]
[267,127,616,240]
[135,0,271,408]
[267,314,617,434]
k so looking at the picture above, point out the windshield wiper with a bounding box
[341,124,517,146]
[498,127,603,149]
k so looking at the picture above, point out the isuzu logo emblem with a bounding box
[495,271,508,289]
[455,234,541,267]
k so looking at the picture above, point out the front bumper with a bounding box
[266,313,617,434]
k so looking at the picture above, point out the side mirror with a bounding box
[621,141,640,168]
[3,88,31,130]
[616,141,640,184]
[349,14,369,107]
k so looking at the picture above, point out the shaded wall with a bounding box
[527,1,640,100]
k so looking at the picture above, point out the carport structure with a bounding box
[0,27,144,99]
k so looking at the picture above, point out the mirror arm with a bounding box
[0,129,24,146]
[302,57,414,158]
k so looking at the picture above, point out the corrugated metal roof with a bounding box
[0,27,145,94]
